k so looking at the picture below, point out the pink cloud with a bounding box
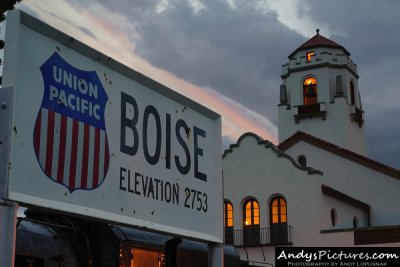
[20,0,278,145]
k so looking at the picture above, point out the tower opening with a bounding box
[303,77,317,105]
[350,81,355,105]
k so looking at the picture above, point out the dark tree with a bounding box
[1,0,22,22]
[1,0,22,52]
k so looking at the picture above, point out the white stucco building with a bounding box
[278,29,366,156]
[222,30,400,266]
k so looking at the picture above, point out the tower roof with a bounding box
[289,29,350,58]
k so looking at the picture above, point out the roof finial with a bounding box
[316,28,320,35]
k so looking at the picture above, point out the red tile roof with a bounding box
[278,131,400,180]
[354,226,400,245]
[321,184,371,226]
[321,184,370,211]
[289,29,350,58]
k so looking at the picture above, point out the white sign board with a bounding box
[1,10,222,243]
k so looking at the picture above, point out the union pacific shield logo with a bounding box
[33,52,109,192]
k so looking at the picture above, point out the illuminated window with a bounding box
[271,197,287,224]
[224,200,234,245]
[350,81,355,105]
[224,200,233,245]
[303,77,318,105]
[306,51,314,62]
[224,201,233,227]
[270,197,289,244]
[243,199,260,226]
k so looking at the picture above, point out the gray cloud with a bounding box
[303,0,400,168]
[67,0,300,124]
[66,0,400,168]
[366,107,400,169]
[125,0,303,125]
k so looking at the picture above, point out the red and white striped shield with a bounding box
[33,52,109,192]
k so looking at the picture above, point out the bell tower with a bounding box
[278,29,367,155]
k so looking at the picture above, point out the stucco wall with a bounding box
[284,141,400,226]
[222,134,375,264]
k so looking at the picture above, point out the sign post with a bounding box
[0,201,18,267]
[209,243,224,267]
[0,87,17,267]
[2,9,223,262]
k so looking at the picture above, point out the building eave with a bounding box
[278,131,400,180]
[223,132,323,175]
[321,184,370,211]
[281,62,359,80]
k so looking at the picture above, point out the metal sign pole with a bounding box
[0,201,18,267]
[0,87,16,266]
[208,243,224,267]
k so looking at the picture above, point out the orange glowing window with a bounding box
[303,77,318,105]
[306,51,314,62]
[271,197,287,224]
[130,248,162,267]
[244,199,260,226]
[224,201,233,227]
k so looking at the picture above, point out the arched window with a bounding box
[297,155,307,167]
[243,199,260,246]
[303,77,318,105]
[270,196,288,244]
[306,51,314,62]
[271,197,287,224]
[224,201,233,227]
[353,216,359,228]
[224,200,234,245]
[244,199,260,226]
[331,208,337,227]
[350,81,355,105]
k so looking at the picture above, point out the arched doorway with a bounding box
[224,200,234,244]
[270,197,288,244]
[243,199,260,246]
[303,77,318,105]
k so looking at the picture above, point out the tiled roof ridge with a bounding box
[289,29,350,58]
[299,31,341,49]
[321,184,370,211]
[278,131,400,180]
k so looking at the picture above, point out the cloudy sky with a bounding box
[2,0,400,169]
